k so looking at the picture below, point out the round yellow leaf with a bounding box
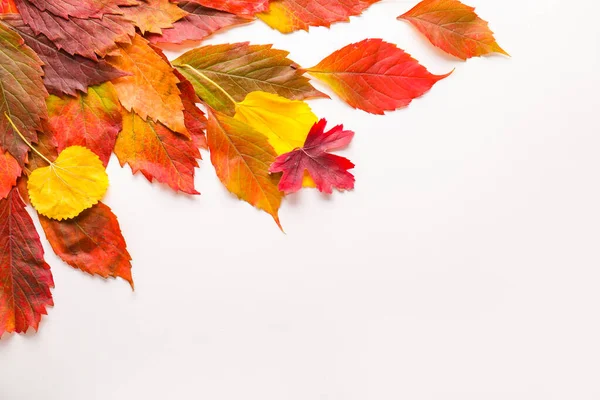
[28,146,109,220]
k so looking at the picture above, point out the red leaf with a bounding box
[269,119,355,194]
[39,202,133,288]
[0,188,54,336]
[307,39,451,114]
[0,151,21,199]
[0,0,17,13]
[175,69,207,149]
[187,0,268,16]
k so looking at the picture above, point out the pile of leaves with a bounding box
[0,0,506,336]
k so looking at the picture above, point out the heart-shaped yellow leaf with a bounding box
[28,146,109,220]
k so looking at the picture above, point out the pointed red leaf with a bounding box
[0,152,21,199]
[269,119,355,194]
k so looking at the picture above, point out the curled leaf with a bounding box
[28,146,109,220]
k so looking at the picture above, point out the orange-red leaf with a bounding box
[270,119,354,194]
[39,202,133,288]
[120,0,188,35]
[108,34,187,135]
[0,0,17,13]
[258,0,379,33]
[46,83,122,167]
[207,109,282,227]
[0,152,21,199]
[188,0,268,16]
[307,39,451,114]
[398,0,507,60]
[0,188,53,336]
[115,110,200,194]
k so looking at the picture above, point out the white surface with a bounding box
[2,0,600,398]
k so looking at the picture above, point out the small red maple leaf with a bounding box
[269,119,355,194]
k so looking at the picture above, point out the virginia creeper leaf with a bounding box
[0,151,21,199]
[258,0,379,33]
[175,69,207,149]
[398,0,508,60]
[269,119,354,194]
[2,15,129,96]
[120,0,188,35]
[173,42,326,114]
[0,20,47,166]
[148,2,251,45]
[28,146,109,220]
[0,188,53,336]
[187,0,268,16]
[39,202,133,288]
[207,109,282,227]
[15,0,135,60]
[307,39,451,114]
[26,0,139,19]
[114,110,200,195]
[108,34,187,135]
[46,83,122,167]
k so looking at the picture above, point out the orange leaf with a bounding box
[0,0,17,13]
[108,34,187,135]
[189,0,268,16]
[0,152,21,199]
[0,188,53,336]
[398,0,508,60]
[115,110,200,194]
[307,39,451,114]
[39,202,133,288]
[207,109,282,228]
[120,0,188,35]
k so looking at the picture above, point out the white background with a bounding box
[2,0,600,398]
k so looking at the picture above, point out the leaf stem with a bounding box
[179,64,237,108]
[3,112,52,165]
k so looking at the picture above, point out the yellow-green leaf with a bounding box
[28,146,109,220]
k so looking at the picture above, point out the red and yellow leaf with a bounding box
[46,83,122,167]
[188,0,268,16]
[0,0,17,13]
[0,19,47,166]
[207,109,282,227]
[398,0,508,60]
[307,39,451,114]
[0,188,53,336]
[115,110,200,194]
[258,0,379,33]
[0,152,21,199]
[270,119,354,194]
[39,202,133,288]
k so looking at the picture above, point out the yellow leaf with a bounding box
[234,91,318,154]
[28,146,109,221]
[234,91,318,187]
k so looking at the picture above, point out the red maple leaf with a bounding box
[269,119,355,194]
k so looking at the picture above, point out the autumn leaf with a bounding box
[17,125,57,204]
[398,0,508,60]
[173,42,326,114]
[270,119,355,194]
[234,91,317,155]
[0,19,47,166]
[114,110,200,195]
[46,83,122,167]
[120,0,188,35]
[14,0,135,60]
[39,202,133,288]
[0,0,17,13]
[188,0,268,16]
[207,109,282,227]
[258,0,379,33]
[148,2,251,45]
[28,145,109,220]
[0,188,53,336]
[0,152,21,199]
[108,34,187,135]
[2,15,129,96]
[307,39,451,114]
[175,69,208,149]
[26,0,138,19]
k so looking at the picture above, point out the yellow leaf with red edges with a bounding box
[398,0,508,60]
[108,34,187,135]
